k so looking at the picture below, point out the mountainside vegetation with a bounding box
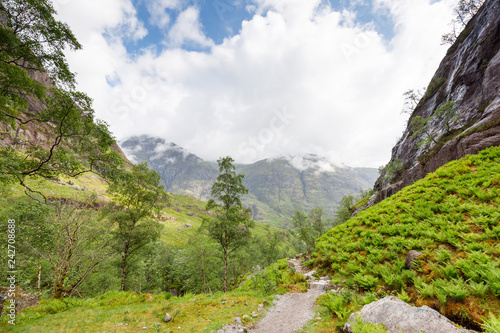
[308,146,500,331]
[0,0,304,326]
[1,0,499,332]
[121,135,379,228]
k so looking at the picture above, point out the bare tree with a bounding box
[27,201,113,299]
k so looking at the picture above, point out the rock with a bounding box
[242,315,250,320]
[0,286,39,314]
[251,311,258,318]
[257,303,264,311]
[233,317,242,325]
[68,180,74,185]
[343,296,475,333]
[244,301,248,306]
[222,300,228,304]
[184,223,193,228]
[220,324,247,333]
[405,250,424,269]
[309,280,329,291]
[374,0,500,204]
[163,313,172,322]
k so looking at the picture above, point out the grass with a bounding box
[309,146,500,330]
[0,290,270,332]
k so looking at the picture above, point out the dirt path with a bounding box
[250,257,328,333]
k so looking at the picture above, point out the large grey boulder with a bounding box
[344,296,476,333]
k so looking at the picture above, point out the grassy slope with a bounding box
[309,146,500,330]
[2,172,296,248]
[0,290,270,332]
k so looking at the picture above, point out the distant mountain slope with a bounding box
[120,136,378,227]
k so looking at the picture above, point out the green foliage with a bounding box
[353,273,379,291]
[442,0,485,45]
[313,147,500,328]
[334,195,354,222]
[379,158,405,183]
[107,163,168,291]
[482,312,500,333]
[0,0,123,198]
[202,156,254,292]
[240,259,306,295]
[350,314,387,333]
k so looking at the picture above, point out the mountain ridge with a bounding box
[120,135,379,227]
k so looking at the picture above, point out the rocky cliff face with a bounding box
[375,0,500,201]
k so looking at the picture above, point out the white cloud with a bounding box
[281,154,343,173]
[167,6,214,47]
[56,0,458,168]
[145,0,184,29]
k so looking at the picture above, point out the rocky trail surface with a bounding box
[250,257,330,333]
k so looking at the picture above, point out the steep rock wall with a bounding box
[375,0,500,201]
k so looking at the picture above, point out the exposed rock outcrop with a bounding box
[0,286,39,314]
[375,0,500,202]
[344,296,476,333]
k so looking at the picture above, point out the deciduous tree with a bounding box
[107,163,168,291]
[202,156,254,292]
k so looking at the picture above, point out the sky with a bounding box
[53,0,459,168]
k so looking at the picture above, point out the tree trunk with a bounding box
[54,263,69,299]
[36,264,41,296]
[223,248,228,293]
[201,246,207,293]
[121,254,127,291]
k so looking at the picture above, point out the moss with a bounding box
[417,77,446,108]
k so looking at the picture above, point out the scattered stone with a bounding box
[405,250,424,269]
[155,323,161,327]
[343,296,476,333]
[244,301,248,306]
[220,324,247,333]
[197,310,201,313]
[187,213,194,216]
[68,180,74,185]
[233,317,242,325]
[251,311,258,318]
[222,300,228,304]
[142,327,147,330]
[163,313,172,322]
[242,315,250,320]
[184,223,193,228]
[257,304,264,311]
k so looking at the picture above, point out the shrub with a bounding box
[353,273,379,291]
[482,312,500,333]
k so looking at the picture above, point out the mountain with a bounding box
[120,135,379,227]
[374,0,500,202]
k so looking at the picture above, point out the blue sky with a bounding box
[56,0,459,168]
[124,0,395,54]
